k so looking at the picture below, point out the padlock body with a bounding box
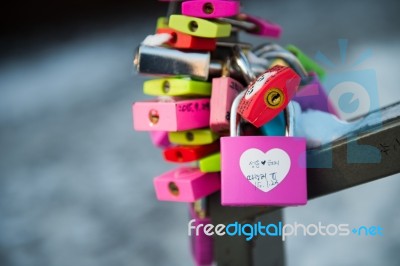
[133,98,210,131]
[238,14,282,38]
[149,131,171,148]
[168,129,219,146]
[220,136,307,206]
[153,167,220,202]
[144,78,211,97]
[293,73,339,116]
[199,152,221,173]
[169,15,232,38]
[163,142,220,163]
[156,28,217,51]
[182,0,240,18]
[238,65,300,128]
[210,77,243,132]
[189,205,214,265]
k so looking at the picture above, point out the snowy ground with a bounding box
[0,0,399,265]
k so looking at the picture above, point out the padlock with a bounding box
[210,76,243,132]
[293,72,339,116]
[143,78,212,97]
[153,167,220,202]
[168,15,232,38]
[210,57,244,133]
[134,45,265,81]
[254,48,309,84]
[168,129,219,145]
[149,131,171,148]
[182,0,240,18]
[286,44,326,80]
[238,65,301,128]
[199,152,221,173]
[218,14,282,38]
[156,28,217,51]
[133,98,210,131]
[163,141,220,163]
[189,198,213,266]
[221,92,307,206]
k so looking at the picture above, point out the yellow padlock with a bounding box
[144,78,211,97]
[168,15,231,38]
[168,129,219,146]
[199,153,221,173]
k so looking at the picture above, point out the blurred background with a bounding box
[1,0,399,265]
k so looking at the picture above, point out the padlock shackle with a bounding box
[229,90,296,137]
[230,90,246,137]
[231,45,256,84]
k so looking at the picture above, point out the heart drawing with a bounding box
[239,148,291,192]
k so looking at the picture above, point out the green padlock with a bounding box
[168,15,231,38]
[286,44,326,80]
[168,129,219,146]
[144,78,211,97]
[199,153,221,173]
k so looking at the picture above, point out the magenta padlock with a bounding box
[189,199,213,266]
[220,91,307,206]
[237,13,282,38]
[153,167,220,202]
[182,0,240,18]
[293,72,340,117]
[149,131,171,148]
[209,73,243,133]
[133,98,210,131]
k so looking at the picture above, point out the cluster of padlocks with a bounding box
[132,1,337,264]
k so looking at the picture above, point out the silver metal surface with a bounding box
[134,45,211,80]
[231,45,256,84]
[134,45,267,81]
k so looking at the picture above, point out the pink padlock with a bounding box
[210,76,243,133]
[189,199,213,266]
[133,98,210,131]
[182,0,240,18]
[154,167,220,202]
[149,131,171,148]
[220,91,307,206]
[237,13,282,38]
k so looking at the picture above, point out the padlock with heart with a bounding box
[220,88,308,206]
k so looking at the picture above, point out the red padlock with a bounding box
[156,28,217,51]
[238,65,301,127]
[163,141,220,163]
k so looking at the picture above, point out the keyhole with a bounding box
[185,132,194,142]
[189,21,199,32]
[148,109,160,125]
[203,3,214,14]
[265,88,284,109]
[176,150,184,161]
[162,80,170,94]
[168,182,179,196]
[169,32,177,44]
